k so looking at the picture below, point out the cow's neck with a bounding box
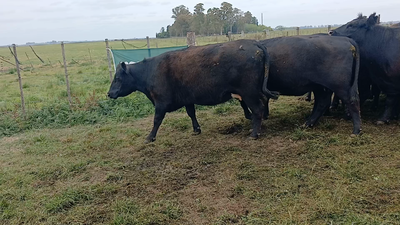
[127,62,154,101]
[364,26,393,52]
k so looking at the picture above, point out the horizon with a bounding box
[1,0,399,46]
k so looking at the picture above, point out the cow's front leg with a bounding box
[145,107,166,143]
[185,104,201,135]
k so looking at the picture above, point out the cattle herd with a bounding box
[107,13,400,143]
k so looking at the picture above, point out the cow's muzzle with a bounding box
[107,92,118,99]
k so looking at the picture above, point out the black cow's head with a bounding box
[329,13,379,39]
[107,62,136,99]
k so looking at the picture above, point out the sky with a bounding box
[1,0,399,45]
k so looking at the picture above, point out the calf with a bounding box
[107,39,277,143]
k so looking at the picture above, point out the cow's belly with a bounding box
[187,92,232,106]
[268,82,314,96]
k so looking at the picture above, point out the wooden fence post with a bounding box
[328,25,332,33]
[146,36,151,58]
[105,39,113,83]
[61,42,72,108]
[187,32,196,46]
[88,48,93,64]
[25,52,33,73]
[296,27,300,35]
[226,31,232,41]
[48,58,53,68]
[12,44,26,118]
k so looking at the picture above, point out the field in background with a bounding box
[1,28,400,224]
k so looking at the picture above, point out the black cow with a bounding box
[107,39,277,143]
[330,13,400,124]
[241,35,362,135]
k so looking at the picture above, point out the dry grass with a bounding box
[1,96,400,224]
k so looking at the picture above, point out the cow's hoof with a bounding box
[247,136,258,140]
[144,137,156,144]
[350,133,358,138]
[245,114,252,120]
[376,120,388,125]
[302,123,313,129]
[192,128,201,135]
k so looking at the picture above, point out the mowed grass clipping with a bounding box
[1,97,400,224]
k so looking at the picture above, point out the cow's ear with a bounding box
[121,62,127,71]
[367,13,378,27]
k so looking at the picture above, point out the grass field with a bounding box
[1,28,400,224]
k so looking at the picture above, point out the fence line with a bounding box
[105,39,113,83]
[12,44,26,118]
[61,42,72,108]
[1,27,332,119]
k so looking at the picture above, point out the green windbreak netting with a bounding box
[110,46,188,69]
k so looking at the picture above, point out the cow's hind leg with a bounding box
[240,101,252,120]
[335,91,361,135]
[371,85,381,111]
[261,97,270,119]
[330,94,341,110]
[242,96,264,139]
[377,94,400,125]
[305,89,332,127]
[185,104,201,135]
[305,92,312,102]
[240,98,269,120]
[145,107,167,143]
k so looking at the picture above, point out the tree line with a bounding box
[156,2,272,38]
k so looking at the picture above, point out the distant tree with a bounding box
[162,2,272,37]
[171,5,192,37]
[191,3,205,35]
[243,11,252,24]
[275,25,285,31]
[171,15,192,37]
[194,3,205,14]
[245,24,272,33]
[250,16,258,25]
[172,5,191,19]
[220,2,235,33]
[232,8,244,33]
[156,27,170,38]
[207,7,223,35]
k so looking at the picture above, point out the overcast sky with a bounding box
[1,0,399,45]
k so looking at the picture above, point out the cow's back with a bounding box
[148,39,268,107]
[260,35,356,95]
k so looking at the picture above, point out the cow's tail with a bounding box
[349,39,360,106]
[256,42,279,100]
